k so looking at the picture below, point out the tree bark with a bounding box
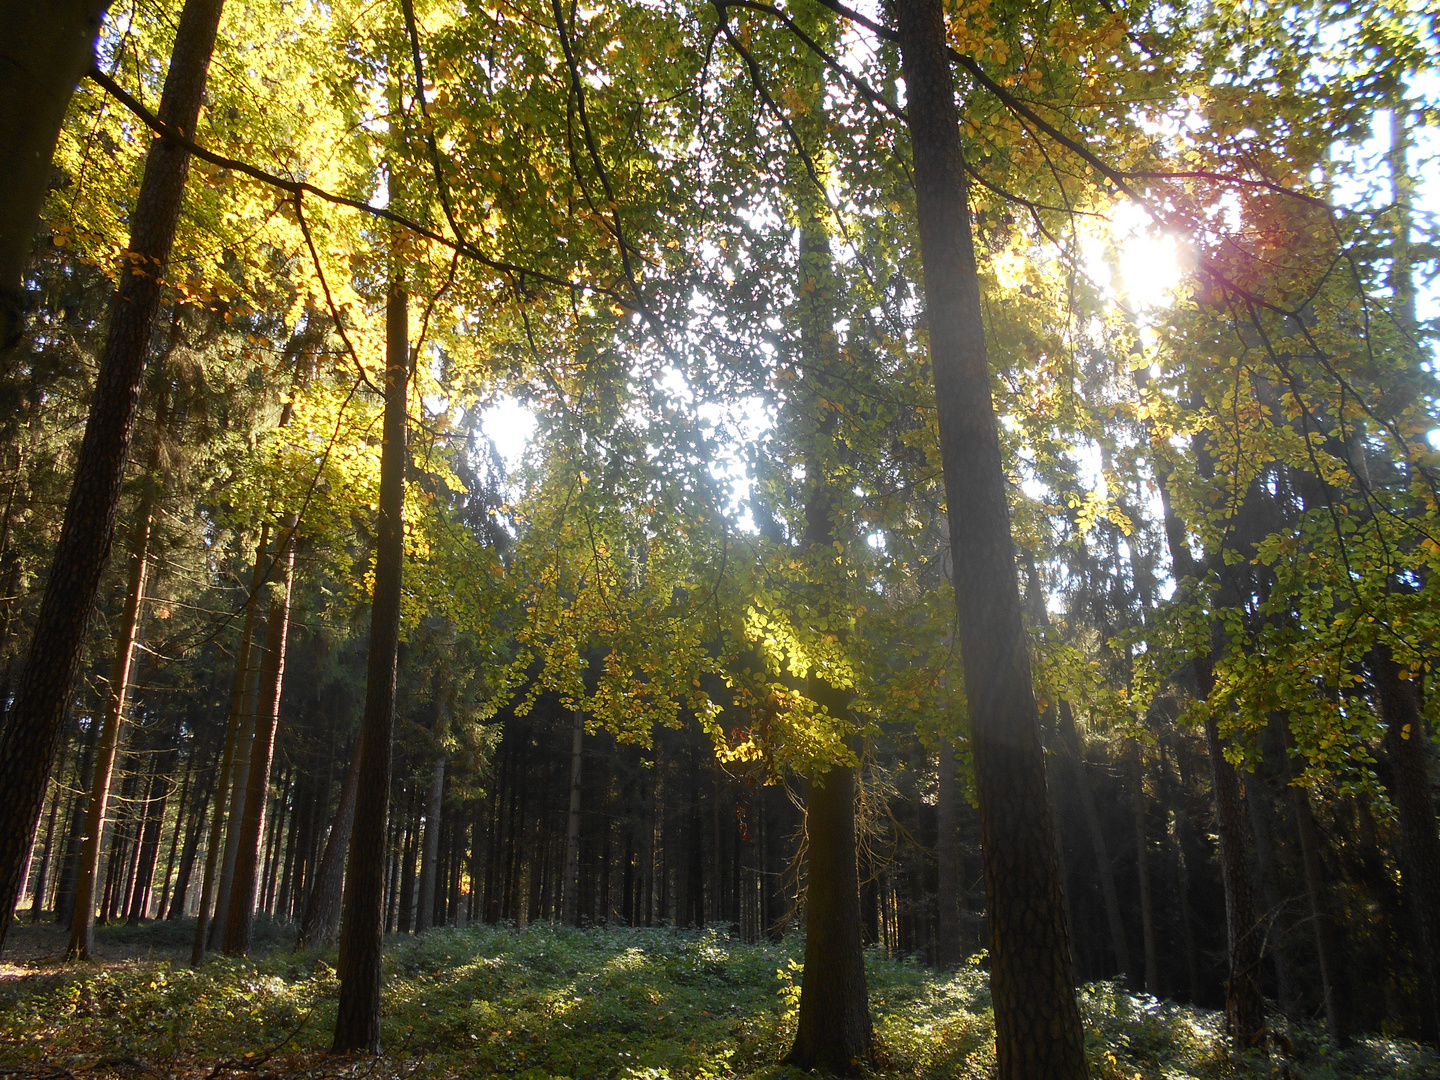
[296,747,361,948]
[890,2,1086,1074]
[1279,724,1348,1045]
[222,520,296,954]
[0,0,111,350]
[1374,650,1440,1041]
[332,282,407,1053]
[0,0,225,950]
[1132,748,1160,996]
[561,708,583,925]
[191,524,267,963]
[416,686,451,933]
[935,739,961,968]
[65,480,156,957]
[1058,701,1132,984]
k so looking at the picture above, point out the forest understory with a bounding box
[2,921,1434,1080]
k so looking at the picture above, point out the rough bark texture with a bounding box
[0,0,110,350]
[0,0,225,950]
[892,0,1086,1073]
[296,748,362,950]
[332,284,407,1053]
[222,522,296,955]
[785,763,872,1074]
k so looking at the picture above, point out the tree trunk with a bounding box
[1279,724,1348,1045]
[191,524,267,963]
[1132,748,1160,996]
[890,1,1085,1073]
[416,689,451,933]
[223,520,296,955]
[65,484,155,958]
[210,651,261,949]
[785,764,872,1074]
[1374,650,1440,1041]
[332,282,407,1053]
[1241,766,1297,1022]
[935,739,960,968]
[156,744,195,918]
[561,708,583,925]
[0,0,225,949]
[297,746,362,950]
[1059,701,1132,984]
[0,0,110,350]
[28,735,69,920]
[168,750,212,918]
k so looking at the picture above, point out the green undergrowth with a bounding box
[0,922,1433,1080]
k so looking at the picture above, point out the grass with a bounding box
[0,921,1434,1080]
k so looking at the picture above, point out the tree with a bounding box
[0,0,226,950]
[892,0,1088,1074]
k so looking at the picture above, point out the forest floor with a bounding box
[0,921,1433,1080]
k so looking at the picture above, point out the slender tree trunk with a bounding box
[891,1,1085,1073]
[1059,701,1132,984]
[28,737,69,920]
[297,747,361,950]
[210,650,261,949]
[1132,748,1159,996]
[1241,767,1297,1021]
[416,687,451,933]
[222,520,295,954]
[1374,651,1440,1041]
[333,282,408,1053]
[156,745,195,918]
[0,0,111,350]
[0,0,225,949]
[65,486,156,958]
[1279,725,1348,1045]
[561,708,583,925]
[935,739,960,968]
[169,751,212,918]
[192,525,267,963]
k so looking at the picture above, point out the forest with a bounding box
[0,0,1436,1077]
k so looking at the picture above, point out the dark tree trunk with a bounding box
[786,765,872,1074]
[168,751,213,919]
[561,708,583,925]
[1241,766,1297,1022]
[890,1,1086,1074]
[192,526,267,963]
[1280,724,1348,1045]
[297,746,361,949]
[416,690,450,933]
[0,0,110,350]
[1059,701,1132,984]
[66,485,155,957]
[0,0,225,949]
[1132,748,1160,996]
[1374,650,1440,1042]
[28,736,69,920]
[223,523,296,955]
[156,744,196,919]
[935,739,960,967]
[332,283,408,1053]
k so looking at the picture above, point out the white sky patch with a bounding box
[478,395,537,475]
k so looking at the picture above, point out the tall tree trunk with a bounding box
[1241,767,1297,1022]
[333,282,408,1053]
[191,525,267,963]
[416,686,451,933]
[1374,651,1440,1041]
[0,0,110,350]
[561,708,583,926]
[935,739,960,968]
[297,747,361,950]
[168,750,213,918]
[1058,701,1132,984]
[891,1,1086,1074]
[65,475,157,958]
[1141,370,1267,1045]
[223,520,296,955]
[156,744,196,918]
[1132,747,1160,996]
[28,736,69,920]
[0,0,225,949]
[1279,724,1348,1045]
[210,646,261,949]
